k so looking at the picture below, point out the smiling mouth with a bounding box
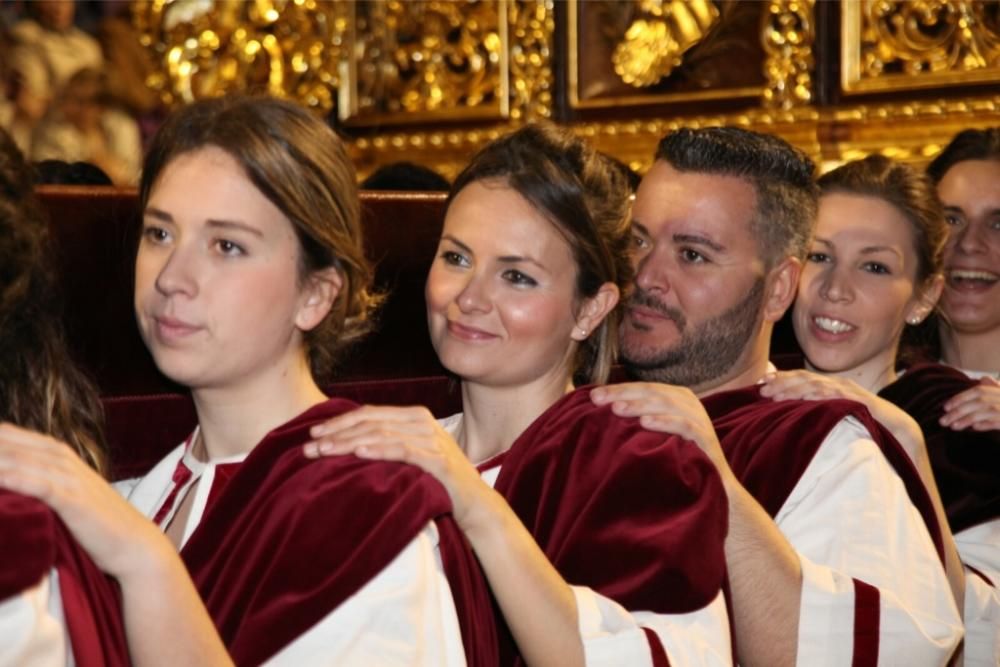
[813,316,855,334]
[947,269,999,289]
[447,320,498,341]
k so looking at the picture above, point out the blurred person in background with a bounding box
[30,67,141,185]
[5,1,103,148]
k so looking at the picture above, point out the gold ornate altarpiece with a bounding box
[134,0,1000,179]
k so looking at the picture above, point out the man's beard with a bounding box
[620,278,765,388]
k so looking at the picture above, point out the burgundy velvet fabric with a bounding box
[702,385,945,561]
[851,579,880,667]
[879,363,1000,533]
[102,376,462,481]
[493,387,729,662]
[178,398,496,666]
[0,490,129,665]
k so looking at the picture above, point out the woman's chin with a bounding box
[802,348,856,375]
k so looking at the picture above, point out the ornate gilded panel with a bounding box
[130,0,1000,182]
[339,0,553,126]
[134,0,347,111]
[339,0,507,125]
[842,0,1000,94]
[134,0,552,125]
[762,0,815,109]
[568,0,815,110]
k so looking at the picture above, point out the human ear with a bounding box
[572,282,620,341]
[295,266,344,332]
[762,256,801,323]
[905,273,944,325]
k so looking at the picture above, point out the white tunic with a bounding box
[956,520,1000,589]
[777,417,963,665]
[955,519,1000,666]
[963,567,1000,666]
[440,413,734,667]
[449,408,967,665]
[926,363,1000,663]
[0,571,71,667]
[117,430,467,666]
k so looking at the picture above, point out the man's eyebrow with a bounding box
[672,233,724,253]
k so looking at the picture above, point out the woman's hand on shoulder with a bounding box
[941,376,1000,431]
[0,422,177,582]
[590,383,728,474]
[760,370,931,466]
[758,369,868,404]
[304,406,489,529]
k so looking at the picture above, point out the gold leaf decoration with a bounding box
[134,0,346,111]
[508,0,554,120]
[352,1,504,116]
[862,1,1000,77]
[612,0,720,87]
[762,0,815,109]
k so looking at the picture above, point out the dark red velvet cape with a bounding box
[0,490,129,665]
[493,387,729,664]
[702,386,945,561]
[879,363,1000,533]
[179,398,497,666]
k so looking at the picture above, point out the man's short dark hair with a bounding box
[655,127,818,267]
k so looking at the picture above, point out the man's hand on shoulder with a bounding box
[590,383,731,475]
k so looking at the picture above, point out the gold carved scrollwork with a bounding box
[134,0,346,111]
[136,0,554,124]
[350,1,504,118]
[508,0,554,120]
[863,1,1000,76]
[762,0,815,109]
[343,0,552,124]
[843,1,1000,92]
[611,0,720,88]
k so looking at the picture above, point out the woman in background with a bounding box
[924,127,1000,383]
[761,154,999,663]
[0,96,494,665]
[0,127,227,666]
[307,124,732,666]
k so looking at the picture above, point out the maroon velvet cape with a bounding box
[0,490,129,666]
[702,386,945,561]
[879,363,1000,534]
[493,387,729,665]
[178,398,497,666]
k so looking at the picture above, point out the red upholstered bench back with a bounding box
[38,185,804,479]
[39,185,459,478]
[40,186,451,395]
